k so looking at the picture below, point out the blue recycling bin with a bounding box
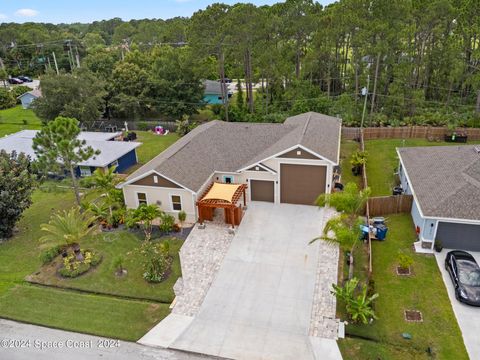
[376,224,388,241]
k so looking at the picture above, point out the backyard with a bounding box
[365,138,480,196]
[0,106,42,137]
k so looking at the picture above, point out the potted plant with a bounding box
[350,150,368,176]
[434,239,443,253]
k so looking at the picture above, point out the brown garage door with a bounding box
[250,180,275,202]
[280,164,326,205]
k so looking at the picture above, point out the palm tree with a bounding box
[91,166,123,217]
[40,207,98,258]
[125,204,163,241]
[311,182,370,279]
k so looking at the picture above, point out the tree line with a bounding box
[1,0,480,127]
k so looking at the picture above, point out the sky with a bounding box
[0,0,335,24]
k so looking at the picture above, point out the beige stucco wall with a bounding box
[123,184,196,222]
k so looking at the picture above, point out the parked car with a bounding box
[445,250,480,306]
[217,78,232,83]
[8,78,23,84]
[17,76,33,82]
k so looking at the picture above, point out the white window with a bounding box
[137,192,147,206]
[79,166,91,177]
[153,175,158,184]
[171,195,182,211]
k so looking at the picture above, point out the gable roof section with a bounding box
[121,112,341,192]
[17,88,42,99]
[398,145,480,222]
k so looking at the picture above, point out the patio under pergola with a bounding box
[196,182,247,228]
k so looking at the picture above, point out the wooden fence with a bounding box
[342,126,480,141]
[367,195,413,217]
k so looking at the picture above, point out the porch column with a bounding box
[243,188,247,207]
[230,207,235,229]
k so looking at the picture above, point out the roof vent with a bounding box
[474,145,480,154]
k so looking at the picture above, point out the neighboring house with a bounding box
[0,130,141,176]
[119,112,342,222]
[398,145,480,252]
[17,89,42,109]
[203,80,228,105]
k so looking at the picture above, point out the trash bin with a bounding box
[376,224,388,241]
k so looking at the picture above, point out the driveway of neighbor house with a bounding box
[435,250,480,360]
[170,202,341,360]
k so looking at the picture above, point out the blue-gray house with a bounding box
[17,89,42,109]
[203,80,229,105]
[0,130,141,177]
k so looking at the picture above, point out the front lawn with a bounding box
[338,214,468,359]
[0,285,169,341]
[28,231,183,303]
[0,106,42,137]
[0,188,179,341]
[365,139,480,196]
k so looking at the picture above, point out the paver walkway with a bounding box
[170,203,341,360]
[172,210,235,316]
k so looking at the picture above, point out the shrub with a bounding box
[0,89,16,109]
[397,252,414,270]
[159,213,175,233]
[112,255,125,273]
[137,122,150,131]
[39,245,63,264]
[140,241,172,283]
[58,250,102,278]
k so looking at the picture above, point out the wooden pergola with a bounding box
[197,182,247,228]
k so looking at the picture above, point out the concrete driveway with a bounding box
[170,202,341,360]
[435,249,480,360]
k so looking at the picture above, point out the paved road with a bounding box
[435,250,480,360]
[171,203,341,360]
[0,319,216,360]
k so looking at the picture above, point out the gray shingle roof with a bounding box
[0,130,140,168]
[204,80,222,95]
[398,145,480,221]
[124,112,341,192]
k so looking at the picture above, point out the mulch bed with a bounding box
[396,266,411,276]
[404,310,423,322]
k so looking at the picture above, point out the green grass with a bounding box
[28,231,183,303]
[0,285,169,341]
[0,189,177,340]
[132,131,179,169]
[339,140,362,188]
[338,214,468,360]
[365,138,480,196]
[0,106,42,137]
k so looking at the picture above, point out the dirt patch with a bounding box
[404,310,423,322]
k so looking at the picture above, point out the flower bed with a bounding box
[58,250,102,278]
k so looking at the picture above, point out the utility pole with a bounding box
[360,74,370,129]
[52,52,59,75]
[75,46,81,68]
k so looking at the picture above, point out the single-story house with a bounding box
[203,80,229,105]
[0,130,141,176]
[398,145,480,251]
[17,88,42,109]
[119,112,342,223]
